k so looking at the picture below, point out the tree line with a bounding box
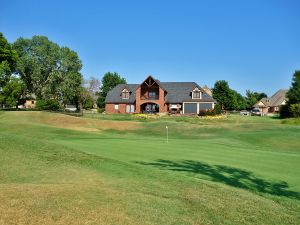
[0,32,128,111]
[212,80,267,111]
[0,33,83,109]
[1,32,299,117]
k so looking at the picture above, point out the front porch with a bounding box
[140,103,159,114]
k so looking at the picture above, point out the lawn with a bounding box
[0,111,299,225]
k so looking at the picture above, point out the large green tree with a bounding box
[212,80,231,110]
[281,70,300,118]
[97,72,126,108]
[12,36,83,106]
[0,32,18,88]
[286,70,300,105]
[232,90,247,110]
[212,80,247,110]
[0,76,25,108]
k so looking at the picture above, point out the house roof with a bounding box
[105,81,216,104]
[254,89,288,108]
[160,82,215,103]
[105,84,139,103]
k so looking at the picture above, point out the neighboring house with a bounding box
[202,85,213,97]
[105,75,216,114]
[23,94,36,109]
[253,89,288,114]
[24,100,36,108]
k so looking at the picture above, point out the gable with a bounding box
[257,101,265,106]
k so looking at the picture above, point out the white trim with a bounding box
[183,101,215,103]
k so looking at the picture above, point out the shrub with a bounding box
[198,109,217,117]
[36,99,61,111]
[214,103,222,114]
[290,103,300,118]
[97,108,105,113]
[279,104,292,118]
[83,97,94,110]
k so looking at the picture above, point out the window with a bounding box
[192,87,201,99]
[149,92,156,98]
[121,89,130,99]
[192,91,201,99]
[126,105,130,113]
[31,101,34,104]
[130,105,135,112]
[114,104,119,110]
[122,92,129,99]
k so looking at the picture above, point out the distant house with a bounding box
[23,94,36,109]
[105,75,216,114]
[24,100,36,108]
[254,89,288,114]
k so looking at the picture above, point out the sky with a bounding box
[1,0,300,96]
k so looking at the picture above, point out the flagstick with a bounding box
[166,126,168,144]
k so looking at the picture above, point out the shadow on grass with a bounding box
[136,159,300,200]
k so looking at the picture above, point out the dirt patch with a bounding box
[41,113,141,132]
[6,111,141,132]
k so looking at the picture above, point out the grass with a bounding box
[0,111,299,225]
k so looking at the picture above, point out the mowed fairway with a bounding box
[0,111,300,225]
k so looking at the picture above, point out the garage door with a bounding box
[183,103,197,114]
[199,103,213,110]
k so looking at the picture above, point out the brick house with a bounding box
[105,75,216,114]
[253,89,288,114]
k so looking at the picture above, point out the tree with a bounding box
[232,90,247,110]
[13,36,60,97]
[0,32,18,88]
[82,76,100,108]
[0,61,11,88]
[13,36,83,106]
[212,80,247,110]
[286,71,300,105]
[0,76,25,108]
[245,90,267,109]
[85,76,100,97]
[97,72,126,108]
[54,47,83,107]
[280,71,300,118]
[80,87,94,110]
[212,80,234,110]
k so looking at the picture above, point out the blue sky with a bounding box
[1,0,299,96]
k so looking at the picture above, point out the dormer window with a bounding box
[122,89,130,99]
[192,87,201,99]
[266,99,270,103]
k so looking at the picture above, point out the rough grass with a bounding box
[0,111,299,225]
